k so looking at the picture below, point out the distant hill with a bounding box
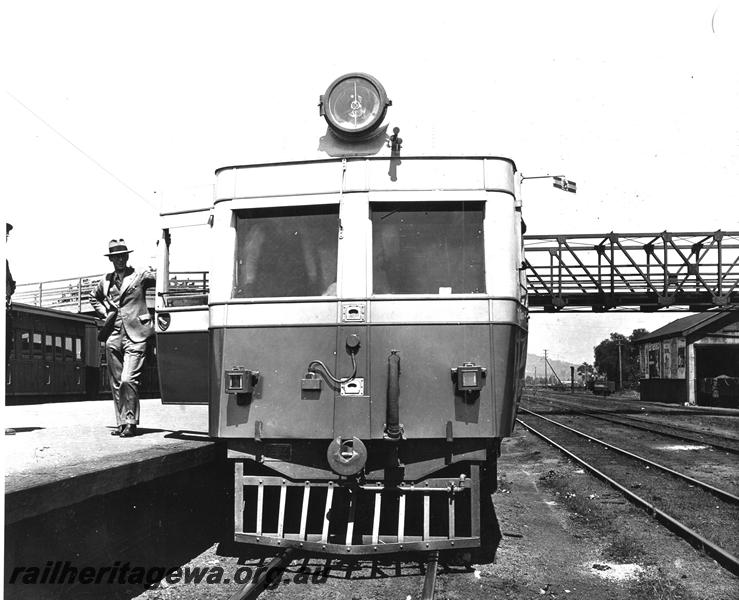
[525,353,579,381]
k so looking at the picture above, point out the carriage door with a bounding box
[43,333,56,394]
[156,216,211,405]
[6,325,16,395]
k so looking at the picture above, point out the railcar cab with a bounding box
[207,156,526,441]
[155,73,528,556]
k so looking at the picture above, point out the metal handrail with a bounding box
[14,271,209,313]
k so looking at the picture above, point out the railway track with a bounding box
[522,393,739,453]
[227,550,447,600]
[529,388,739,417]
[526,389,739,431]
[517,407,739,576]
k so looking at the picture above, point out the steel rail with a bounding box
[526,389,739,420]
[522,394,739,454]
[226,549,447,599]
[421,551,440,600]
[228,548,296,600]
[523,390,739,430]
[516,417,739,576]
[518,407,739,504]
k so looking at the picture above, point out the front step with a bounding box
[233,462,481,556]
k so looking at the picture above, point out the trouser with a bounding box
[105,327,148,426]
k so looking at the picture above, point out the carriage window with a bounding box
[44,334,54,360]
[74,337,83,360]
[32,333,43,359]
[233,205,339,298]
[371,202,485,294]
[55,336,64,361]
[20,332,30,358]
[64,337,74,361]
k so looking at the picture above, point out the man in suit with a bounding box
[90,239,156,438]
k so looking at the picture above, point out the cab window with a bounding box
[371,202,485,294]
[233,205,339,298]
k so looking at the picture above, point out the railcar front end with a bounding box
[155,73,528,560]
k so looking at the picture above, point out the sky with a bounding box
[2,1,738,364]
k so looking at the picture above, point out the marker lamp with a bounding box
[451,362,487,392]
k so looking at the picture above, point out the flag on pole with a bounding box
[553,176,577,193]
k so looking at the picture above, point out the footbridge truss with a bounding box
[13,232,739,315]
[523,231,739,312]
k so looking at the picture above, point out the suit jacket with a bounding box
[90,267,156,343]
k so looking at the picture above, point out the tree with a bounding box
[593,329,647,390]
[630,328,649,342]
[577,362,595,385]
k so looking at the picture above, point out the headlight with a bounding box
[320,72,391,139]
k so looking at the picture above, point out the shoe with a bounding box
[110,426,123,436]
[119,424,137,438]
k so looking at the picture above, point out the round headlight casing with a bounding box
[320,73,391,139]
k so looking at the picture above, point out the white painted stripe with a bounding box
[209,304,227,327]
[490,299,518,323]
[157,308,209,332]
[211,301,339,327]
[207,298,525,326]
[370,299,489,322]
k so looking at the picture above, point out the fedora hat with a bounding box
[105,239,133,256]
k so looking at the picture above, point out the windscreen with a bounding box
[371,202,485,295]
[233,205,339,298]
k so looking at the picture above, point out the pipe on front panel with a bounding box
[385,350,402,440]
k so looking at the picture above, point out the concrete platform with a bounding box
[3,398,219,524]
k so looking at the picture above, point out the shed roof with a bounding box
[636,310,739,344]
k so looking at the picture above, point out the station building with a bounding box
[637,310,739,407]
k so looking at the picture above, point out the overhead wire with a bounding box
[6,91,157,211]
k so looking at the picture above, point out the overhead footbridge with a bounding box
[524,231,739,312]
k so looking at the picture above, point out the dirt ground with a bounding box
[135,428,738,600]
